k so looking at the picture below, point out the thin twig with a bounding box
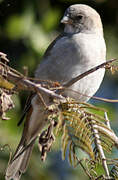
[63,59,117,88]
[24,79,65,100]
[37,91,48,109]
[60,87,118,103]
[77,158,93,179]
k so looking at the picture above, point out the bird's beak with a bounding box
[61,15,73,24]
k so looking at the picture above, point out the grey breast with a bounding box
[35,32,106,101]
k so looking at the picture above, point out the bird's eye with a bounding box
[75,15,83,21]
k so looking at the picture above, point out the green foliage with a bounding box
[55,99,118,179]
[41,8,61,32]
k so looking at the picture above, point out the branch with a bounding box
[63,59,117,88]
[0,62,65,100]
[0,54,117,102]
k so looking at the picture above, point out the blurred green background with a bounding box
[0,0,118,179]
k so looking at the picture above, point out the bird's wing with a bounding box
[35,33,81,84]
[17,93,35,126]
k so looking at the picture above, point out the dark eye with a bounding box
[75,15,83,21]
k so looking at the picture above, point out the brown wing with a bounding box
[17,93,35,126]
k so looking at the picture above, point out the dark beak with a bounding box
[61,16,73,24]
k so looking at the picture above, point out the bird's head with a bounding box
[61,4,103,35]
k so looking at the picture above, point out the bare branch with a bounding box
[63,59,117,88]
[0,63,65,100]
[0,56,117,102]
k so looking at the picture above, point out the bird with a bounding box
[5,4,106,180]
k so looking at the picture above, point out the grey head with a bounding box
[61,4,103,35]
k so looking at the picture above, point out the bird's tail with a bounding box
[5,140,35,180]
[5,95,49,180]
